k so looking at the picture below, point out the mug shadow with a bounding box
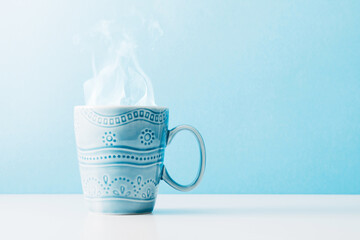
[154,206,360,216]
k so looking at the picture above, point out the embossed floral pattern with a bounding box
[82,175,158,200]
[102,131,117,146]
[140,129,155,146]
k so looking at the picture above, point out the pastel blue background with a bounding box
[0,0,359,194]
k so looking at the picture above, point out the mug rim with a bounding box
[74,105,168,111]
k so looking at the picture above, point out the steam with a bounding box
[83,19,162,106]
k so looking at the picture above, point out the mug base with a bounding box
[84,197,156,214]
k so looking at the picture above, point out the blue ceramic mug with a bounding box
[74,106,206,214]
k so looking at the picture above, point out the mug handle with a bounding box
[161,125,206,192]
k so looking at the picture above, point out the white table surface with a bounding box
[1,194,360,240]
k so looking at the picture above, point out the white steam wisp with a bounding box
[83,20,159,106]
